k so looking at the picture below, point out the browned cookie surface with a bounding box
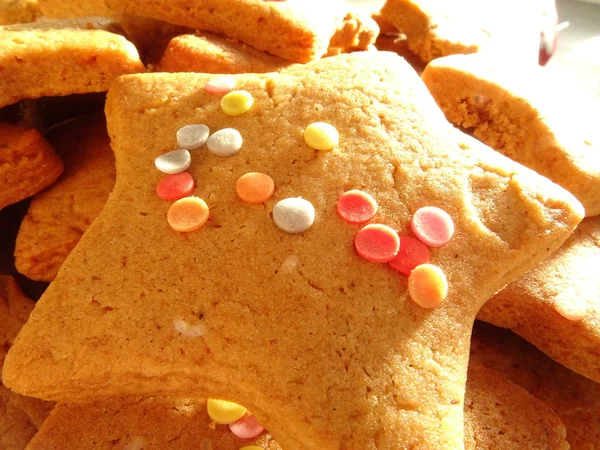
[422,54,600,216]
[14,116,115,282]
[3,52,582,450]
[0,123,63,211]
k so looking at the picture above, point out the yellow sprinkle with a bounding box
[304,122,339,151]
[206,398,247,424]
[408,264,448,308]
[221,90,254,116]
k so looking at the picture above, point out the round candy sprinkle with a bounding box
[167,197,209,232]
[207,128,243,157]
[207,399,247,425]
[553,291,587,322]
[156,172,195,201]
[388,236,431,276]
[411,206,455,247]
[176,124,210,150]
[354,224,400,263]
[229,414,265,439]
[304,122,339,151]
[408,264,448,308]
[236,172,275,204]
[205,75,236,94]
[337,190,378,224]
[154,149,191,174]
[273,197,315,234]
[221,90,254,116]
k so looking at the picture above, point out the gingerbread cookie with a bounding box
[0,0,40,25]
[379,0,539,64]
[3,53,582,449]
[155,32,289,74]
[478,216,600,383]
[1,275,54,450]
[105,0,377,62]
[26,366,567,450]
[422,54,600,217]
[36,0,113,18]
[0,123,63,211]
[472,322,600,450]
[14,115,115,282]
[0,21,145,108]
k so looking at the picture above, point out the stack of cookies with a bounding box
[1,0,598,449]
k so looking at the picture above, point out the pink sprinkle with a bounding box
[411,206,454,247]
[205,76,236,94]
[388,236,431,275]
[229,414,265,439]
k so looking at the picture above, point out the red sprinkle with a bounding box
[229,414,265,439]
[354,224,400,263]
[388,237,431,275]
[156,172,195,201]
[336,190,378,224]
[411,206,454,247]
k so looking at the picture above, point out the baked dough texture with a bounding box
[421,54,600,216]
[3,52,583,450]
[472,322,600,450]
[15,116,115,282]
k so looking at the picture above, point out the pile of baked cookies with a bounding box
[1,0,599,449]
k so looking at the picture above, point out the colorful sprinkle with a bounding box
[207,128,243,157]
[205,75,236,94]
[388,237,431,276]
[354,224,400,263]
[304,122,339,151]
[411,206,454,247]
[408,264,448,308]
[176,124,210,150]
[155,149,191,174]
[337,190,378,224]
[236,172,275,204]
[156,172,195,201]
[221,90,254,116]
[229,414,265,439]
[554,291,587,322]
[207,399,247,425]
[273,197,315,234]
[167,197,209,232]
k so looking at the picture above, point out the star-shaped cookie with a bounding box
[3,52,582,449]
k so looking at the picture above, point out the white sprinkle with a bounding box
[173,319,207,337]
[124,436,145,450]
[176,124,210,150]
[155,149,191,174]
[205,75,236,94]
[207,128,243,157]
[280,255,299,273]
[273,198,315,234]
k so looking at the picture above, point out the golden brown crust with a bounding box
[105,0,373,63]
[3,53,582,449]
[464,365,568,450]
[0,275,54,450]
[155,32,289,74]
[36,0,113,18]
[472,322,600,450]
[379,0,539,64]
[14,116,115,282]
[0,28,145,108]
[479,216,600,382]
[0,123,64,210]
[422,54,600,216]
[0,0,40,25]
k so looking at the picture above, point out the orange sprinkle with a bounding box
[167,196,209,232]
[407,264,448,308]
[236,172,275,204]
